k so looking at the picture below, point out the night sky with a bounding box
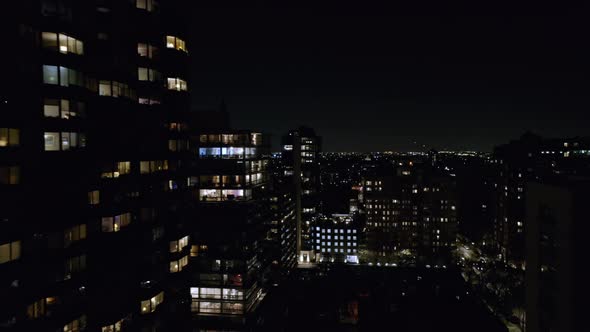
[189,0,588,152]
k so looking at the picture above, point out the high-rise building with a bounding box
[492,133,590,263]
[263,171,297,284]
[361,159,457,265]
[188,130,269,329]
[281,126,321,261]
[525,178,589,332]
[1,1,190,330]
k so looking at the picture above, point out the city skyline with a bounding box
[189,0,588,152]
[2,1,585,331]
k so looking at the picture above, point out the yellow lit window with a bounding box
[101,213,132,232]
[167,77,187,91]
[0,166,20,185]
[136,0,158,12]
[42,32,83,55]
[138,67,161,81]
[43,98,85,119]
[88,190,100,205]
[98,80,135,99]
[101,319,123,332]
[26,299,46,319]
[165,35,187,52]
[63,315,86,332]
[0,241,21,264]
[0,128,19,147]
[141,291,164,314]
[138,43,158,58]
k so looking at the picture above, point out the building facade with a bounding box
[492,133,590,263]
[525,179,589,332]
[281,127,321,260]
[264,162,297,283]
[311,214,360,264]
[1,0,190,330]
[188,130,269,329]
[361,159,457,265]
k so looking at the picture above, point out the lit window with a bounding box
[222,301,244,315]
[98,80,136,99]
[223,288,244,300]
[101,319,123,332]
[64,224,87,247]
[44,132,86,151]
[101,212,132,232]
[42,65,85,87]
[169,236,189,252]
[0,240,21,264]
[42,32,83,55]
[196,301,221,314]
[26,298,46,319]
[118,161,131,175]
[165,35,187,52]
[198,147,221,158]
[139,160,168,174]
[138,67,161,81]
[63,315,87,332]
[43,99,85,119]
[0,166,20,185]
[138,96,161,105]
[169,255,189,273]
[140,291,164,314]
[138,42,158,58]
[198,287,221,299]
[167,77,187,91]
[88,190,100,205]
[43,132,58,151]
[136,0,158,12]
[199,189,252,201]
[43,65,58,84]
[0,128,19,147]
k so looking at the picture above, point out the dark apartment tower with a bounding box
[281,127,321,260]
[188,131,269,330]
[1,1,190,331]
[492,133,590,264]
[264,160,297,283]
[361,159,457,265]
[525,179,589,332]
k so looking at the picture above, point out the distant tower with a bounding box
[281,127,322,260]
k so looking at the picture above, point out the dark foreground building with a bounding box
[1,0,190,330]
[492,133,590,263]
[525,178,589,332]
